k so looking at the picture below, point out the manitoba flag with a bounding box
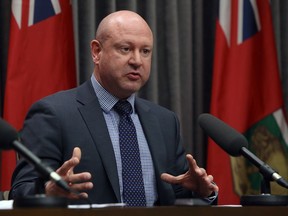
[207,0,288,204]
[1,0,76,191]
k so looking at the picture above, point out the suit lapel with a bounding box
[136,99,176,204]
[135,99,167,177]
[76,81,121,202]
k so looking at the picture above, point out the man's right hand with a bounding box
[45,147,93,199]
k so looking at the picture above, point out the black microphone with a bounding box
[198,113,288,189]
[0,118,72,193]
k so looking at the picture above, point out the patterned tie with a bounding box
[114,100,146,207]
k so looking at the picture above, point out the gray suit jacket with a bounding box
[10,80,193,205]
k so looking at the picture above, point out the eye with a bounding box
[142,48,151,57]
[120,47,131,53]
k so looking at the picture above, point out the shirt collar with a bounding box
[90,74,136,114]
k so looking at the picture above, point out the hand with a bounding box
[45,147,93,199]
[161,154,219,198]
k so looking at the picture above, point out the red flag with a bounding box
[1,0,76,191]
[208,0,288,204]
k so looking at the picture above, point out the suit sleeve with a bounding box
[9,99,64,198]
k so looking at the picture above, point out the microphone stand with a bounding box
[197,114,288,206]
[0,118,76,208]
[241,178,288,206]
[13,173,68,208]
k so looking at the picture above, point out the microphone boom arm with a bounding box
[13,140,71,192]
[240,147,288,191]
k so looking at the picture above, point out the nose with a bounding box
[129,50,142,67]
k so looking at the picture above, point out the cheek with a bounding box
[143,69,150,81]
[143,61,151,78]
[98,61,122,83]
[101,55,127,70]
[99,56,116,72]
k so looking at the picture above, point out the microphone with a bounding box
[198,113,288,189]
[0,118,71,193]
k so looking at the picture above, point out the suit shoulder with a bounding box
[35,80,93,106]
[37,87,77,105]
[136,98,175,115]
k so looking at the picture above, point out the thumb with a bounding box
[161,173,178,184]
[69,147,82,174]
[72,147,81,161]
[56,147,81,176]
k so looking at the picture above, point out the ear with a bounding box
[90,40,102,64]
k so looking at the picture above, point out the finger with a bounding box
[197,167,207,177]
[207,176,219,191]
[199,174,213,186]
[57,156,80,176]
[70,182,94,192]
[186,154,207,178]
[72,147,81,161]
[78,192,89,199]
[67,172,92,184]
[57,147,82,176]
[186,154,198,170]
[212,183,219,192]
[69,147,82,174]
[207,174,214,182]
[67,192,89,200]
[161,173,184,184]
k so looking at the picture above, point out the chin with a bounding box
[120,88,139,98]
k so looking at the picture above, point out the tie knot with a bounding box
[114,100,133,116]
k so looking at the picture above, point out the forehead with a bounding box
[105,17,153,46]
[114,31,153,47]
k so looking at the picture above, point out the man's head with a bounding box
[91,10,153,99]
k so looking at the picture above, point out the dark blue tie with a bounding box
[114,100,146,207]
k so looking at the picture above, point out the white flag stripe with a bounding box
[237,0,261,44]
[28,0,61,27]
[11,0,22,29]
[28,0,35,26]
[219,0,231,46]
[51,0,61,14]
[273,109,288,147]
[250,0,261,32]
[237,0,244,44]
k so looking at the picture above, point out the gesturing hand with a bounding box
[161,154,219,198]
[45,147,93,199]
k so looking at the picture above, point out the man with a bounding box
[9,10,218,206]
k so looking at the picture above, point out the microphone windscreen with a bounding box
[0,118,18,150]
[198,113,248,156]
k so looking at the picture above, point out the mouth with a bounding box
[127,72,141,80]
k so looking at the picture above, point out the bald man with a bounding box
[10,10,218,206]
